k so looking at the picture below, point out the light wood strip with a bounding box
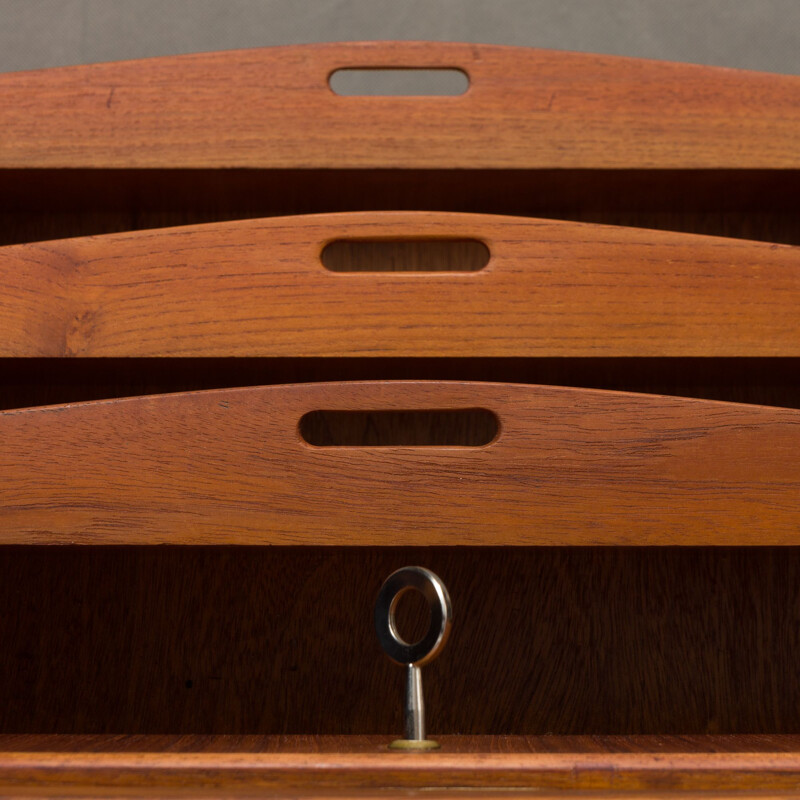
[2,741,800,795]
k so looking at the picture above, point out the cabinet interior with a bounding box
[2,546,800,741]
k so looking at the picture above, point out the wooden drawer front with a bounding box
[1,42,798,170]
[1,381,798,546]
[1,212,797,358]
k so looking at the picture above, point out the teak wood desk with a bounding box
[0,42,798,797]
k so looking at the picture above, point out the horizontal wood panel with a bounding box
[2,741,800,795]
[2,212,798,357]
[1,382,798,545]
[1,42,798,169]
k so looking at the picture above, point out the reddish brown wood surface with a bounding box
[1,381,798,545]
[1,42,798,169]
[2,737,800,796]
[1,212,798,357]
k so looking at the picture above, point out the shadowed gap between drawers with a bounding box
[1,169,798,245]
[0,358,798,413]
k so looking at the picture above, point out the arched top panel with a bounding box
[1,42,798,169]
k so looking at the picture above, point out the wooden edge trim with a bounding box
[2,750,800,793]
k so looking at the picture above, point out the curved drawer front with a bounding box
[1,42,798,169]
[1,381,798,545]
[2,212,798,357]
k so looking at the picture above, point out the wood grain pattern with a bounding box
[1,42,798,169]
[1,382,798,545]
[2,44,798,792]
[3,739,800,796]
[1,212,798,357]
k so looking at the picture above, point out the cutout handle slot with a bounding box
[321,238,490,272]
[299,409,498,447]
[329,68,469,96]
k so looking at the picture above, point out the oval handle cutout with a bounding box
[329,68,469,97]
[299,409,498,447]
[321,239,490,272]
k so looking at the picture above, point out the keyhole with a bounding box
[389,587,432,647]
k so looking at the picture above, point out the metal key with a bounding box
[374,566,452,750]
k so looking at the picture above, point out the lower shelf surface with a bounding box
[1,735,800,797]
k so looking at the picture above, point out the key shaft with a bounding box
[404,664,425,741]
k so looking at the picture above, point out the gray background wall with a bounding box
[1,0,798,76]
